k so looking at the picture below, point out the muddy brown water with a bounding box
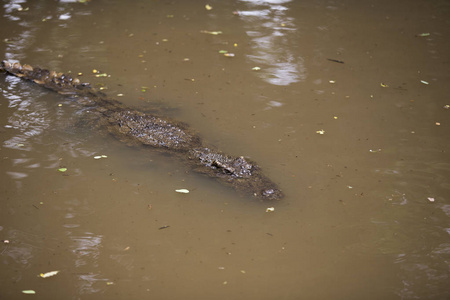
[1,0,449,299]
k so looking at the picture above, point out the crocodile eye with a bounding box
[262,189,275,197]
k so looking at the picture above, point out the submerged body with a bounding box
[0,60,283,200]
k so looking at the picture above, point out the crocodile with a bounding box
[0,60,283,200]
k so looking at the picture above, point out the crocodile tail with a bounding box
[1,60,89,94]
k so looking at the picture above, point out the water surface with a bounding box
[1,0,449,299]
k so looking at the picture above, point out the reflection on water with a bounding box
[2,230,35,266]
[71,233,107,294]
[396,243,450,299]
[2,76,51,153]
[238,0,306,85]
[366,155,450,299]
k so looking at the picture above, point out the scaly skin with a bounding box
[0,60,283,200]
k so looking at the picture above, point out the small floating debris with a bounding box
[39,270,60,278]
[316,129,325,135]
[252,66,261,71]
[420,80,429,85]
[93,155,108,159]
[175,189,190,194]
[224,53,235,57]
[159,225,170,230]
[22,290,36,295]
[95,73,108,78]
[266,207,275,212]
[415,33,430,37]
[444,105,450,109]
[327,58,344,64]
[427,197,435,202]
[58,168,67,172]
[380,83,389,87]
[200,30,223,35]
[205,4,213,10]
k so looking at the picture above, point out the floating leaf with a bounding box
[40,270,59,278]
[175,189,190,194]
[416,33,430,37]
[22,290,36,294]
[58,168,67,172]
[380,83,389,87]
[200,30,223,35]
[218,50,228,54]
